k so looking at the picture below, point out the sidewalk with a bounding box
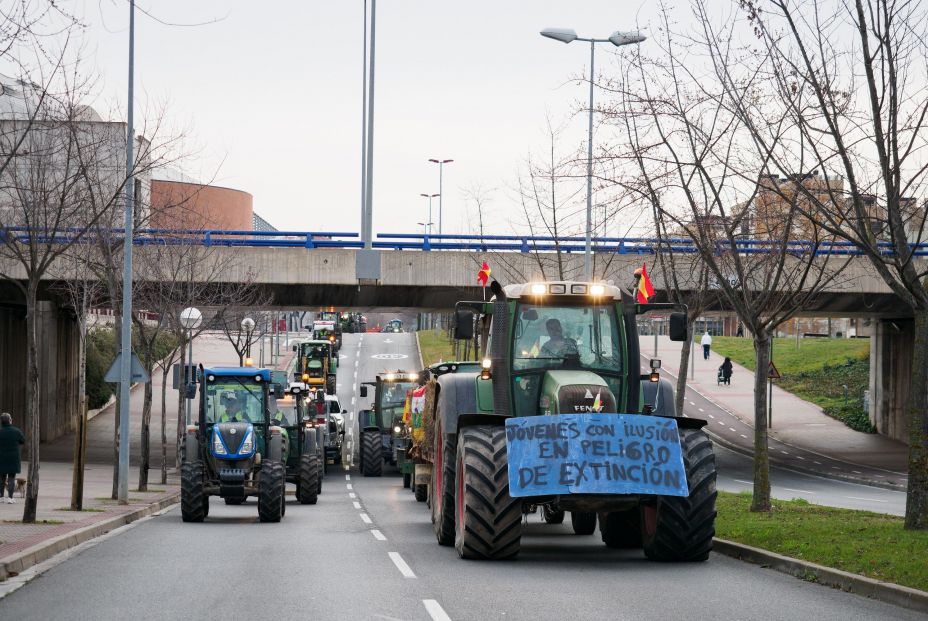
[0,461,179,580]
[646,335,909,486]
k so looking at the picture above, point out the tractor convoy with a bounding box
[182,289,716,565]
[358,279,717,563]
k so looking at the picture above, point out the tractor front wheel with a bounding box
[641,428,717,562]
[258,461,286,522]
[181,461,206,523]
[570,511,597,535]
[361,429,382,477]
[454,425,522,560]
[298,454,320,505]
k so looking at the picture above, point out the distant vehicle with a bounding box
[382,319,403,333]
[358,371,419,476]
[293,340,337,395]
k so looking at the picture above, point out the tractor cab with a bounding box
[293,340,337,394]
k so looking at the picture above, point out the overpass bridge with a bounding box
[0,229,921,446]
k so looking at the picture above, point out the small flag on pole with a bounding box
[477,261,491,287]
[635,263,655,304]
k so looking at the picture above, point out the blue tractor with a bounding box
[181,367,289,522]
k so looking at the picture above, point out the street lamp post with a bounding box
[428,159,453,236]
[241,317,255,363]
[540,27,646,281]
[420,193,439,237]
[417,221,434,236]
[180,307,202,427]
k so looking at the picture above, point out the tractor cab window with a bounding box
[328,399,342,414]
[378,381,415,428]
[512,304,621,373]
[204,379,266,425]
[272,396,300,427]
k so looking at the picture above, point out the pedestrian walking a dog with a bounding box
[0,412,25,503]
[701,331,713,360]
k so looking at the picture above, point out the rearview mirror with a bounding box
[360,385,368,398]
[454,309,474,340]
[521,308,538,321]
[292,344,298,352]
[669,312,688,342]
[342,409,348,414]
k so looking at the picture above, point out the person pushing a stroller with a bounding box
[717,357,733,385]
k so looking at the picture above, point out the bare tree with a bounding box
[610,1,851,512]
[218,305,275,367]
[730,0,928,529]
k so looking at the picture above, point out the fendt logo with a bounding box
[573,389,605,413]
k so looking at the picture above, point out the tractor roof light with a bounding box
[549,284,566,294]
[385,373,396,381]
[244,357,254,367]
[530,283,547,296]
[302,373,310,382]
[649,371,660,383]
[590,284,606,296]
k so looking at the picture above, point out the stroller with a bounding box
[717,364,732,386]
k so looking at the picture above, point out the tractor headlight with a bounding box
[212,433,227,455]
[240,430,254,454]
[393,425,402,434]
[530,283,546,295]
[589,284,606,296]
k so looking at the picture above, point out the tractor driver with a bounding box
[219,394,246,423]
[540,318,579,358]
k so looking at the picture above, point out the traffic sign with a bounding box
[767,361,781,379]
[104,351,150,383]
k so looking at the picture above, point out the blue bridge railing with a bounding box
[1,227,926,256]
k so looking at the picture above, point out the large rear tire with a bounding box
[570,511,597,535]
[431,431,456,546]
[599,509,642,548]
[298,454,319,505]
[641,428,717,562]
[258,461,285,522]
[180,461,206,523]
[361,429,382,477]
[454,425,522,560]
[326,375,336,395]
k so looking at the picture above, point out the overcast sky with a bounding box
[78,1,666,236]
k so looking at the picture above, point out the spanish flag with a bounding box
[635,263,655,304]
[477,261,491,287]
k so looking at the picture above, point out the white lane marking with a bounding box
[832,467,841,470]
[740,434,748,439]
[716,420,725,426]
[780,451,789,455]
[372,529,387,541]
[847,496,888,503]
[346,474,351,480]
[388,552,416,578]
[852,470,862,474]
[729,428,736,432]
[782,487,814,494]
[353,501,362,509]
[355,360,359,367]
[708,414,715,419]
[689,401,696,405]
[347,484,353,490]
[681,413,688,417]
[796,456,805,460]
[813,461,822,465]
[360,513,372,524]
[349,492,357,499]
[423,600,452,621]
[734,479,753,485]
[698,408,705,412]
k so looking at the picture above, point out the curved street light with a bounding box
[540,27,646,280]
[241,316,255,360]
[180,307,202,426]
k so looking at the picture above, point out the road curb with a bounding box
[415,331,424,369]
[712,537,928,614]
[0,493,179,581]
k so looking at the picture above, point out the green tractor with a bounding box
[181,367,289,523]
[274,388,324,504]
[358,371,420,477]
[429,280,717,561]
[293,340,338,395]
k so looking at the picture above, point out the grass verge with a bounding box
[717,491,928,591]
[711,336,873,431]
[56,507,105,512]
[417,330,456,367]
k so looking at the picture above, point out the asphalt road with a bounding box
[0,331,918,620]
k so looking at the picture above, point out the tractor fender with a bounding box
[184,429,200,463]
[640,377,677,417]
[435,372,480,435]
[266,429,284,462]
[457,413,509,430]
[358,409,379,432]
[303,429,317,455]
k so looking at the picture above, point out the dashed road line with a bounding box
[388,552,416,578]
[852,470,862,474]
[346,474,351,480]
[796,456,805,461]
[698,408,705,413]
[349,492,357,499]
[847,496,887,503]
[782,487,814,494]
[371,529,387,541]
[353,501,362,509]
[813,460,822,465]
[347,484,353,490]
[734,479,753,485]
[707,414,715,419]
[780,451,789,455]
[360,513,372,524]
[423,600,452,621]
[740,434,748,439]
[729,428,736,432]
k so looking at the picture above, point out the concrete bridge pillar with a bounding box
[869,317,914,443]
[0,302,80,449]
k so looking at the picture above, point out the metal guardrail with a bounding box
[0,227,926,256]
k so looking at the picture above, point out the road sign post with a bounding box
[767,358,781,428]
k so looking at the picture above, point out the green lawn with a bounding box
[711,336,873,432]
[417,330,457,367]
[717,491,928,591]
